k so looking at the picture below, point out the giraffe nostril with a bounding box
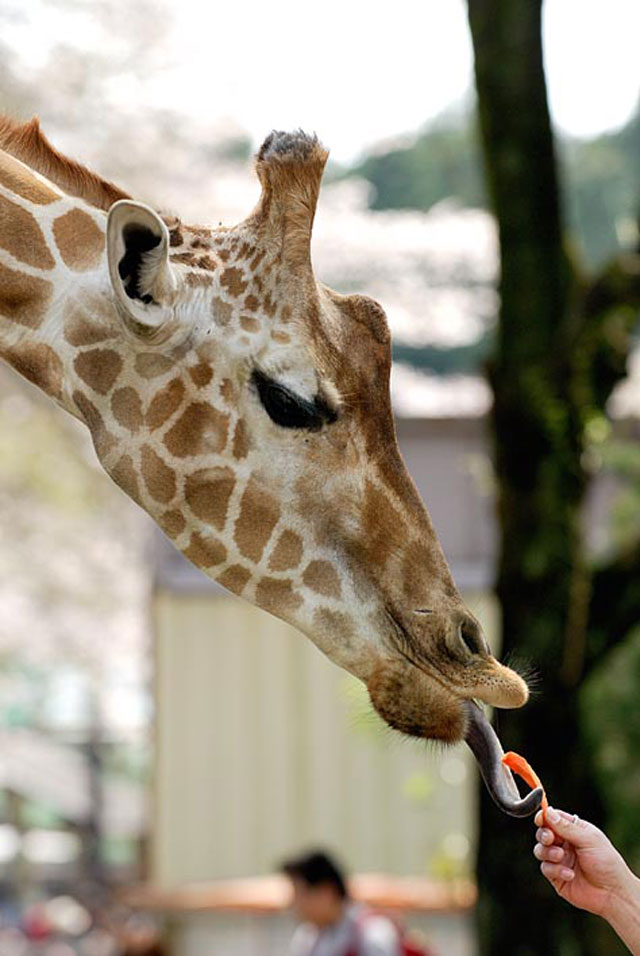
[459,617,488,657]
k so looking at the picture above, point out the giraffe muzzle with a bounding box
[464,701,543,817]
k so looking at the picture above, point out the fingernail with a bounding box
[546,808,560,824]
[562,868,574,881]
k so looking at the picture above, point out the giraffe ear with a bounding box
[107,200,177,334]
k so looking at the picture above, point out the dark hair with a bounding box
[281,850,349,899]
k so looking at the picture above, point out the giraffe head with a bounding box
[0,121,539,816]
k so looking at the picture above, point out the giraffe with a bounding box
[0,116,541,817]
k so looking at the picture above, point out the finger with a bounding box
[545,808,595,849]
[534,810,545,828]
[540,861,575,883]
[536,827,557,846]
[561,839,576,871]
[534,843,566,863]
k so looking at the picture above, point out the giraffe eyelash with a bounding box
[251,369,338,431]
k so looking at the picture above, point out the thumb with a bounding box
[545,808,598,848]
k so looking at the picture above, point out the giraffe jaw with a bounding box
[366,660,540,817]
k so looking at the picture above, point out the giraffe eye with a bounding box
[252,370,337,431]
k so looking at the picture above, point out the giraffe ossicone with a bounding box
[0,117,541,817]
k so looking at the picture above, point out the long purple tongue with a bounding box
[464,701,543,818]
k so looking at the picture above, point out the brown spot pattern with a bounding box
[74,348,122,395]
[171,251,198,266]
[185,271,213,288]
[217,564,252,595]
[73,390,116,461]
[145,378,185,430]
[53,208,105,271]
[0,261,52,328]
[141,445,176,503]
[185,466,235,530]
[64,302,116,346]
[313,608,356,644]
[72,390,103,433]
[0,194,55,269]
[220,267,247,298]
[183,532,226,568]
[159,510,186,538]
[135,353,173,379]
[234,476,280,563]
[189,363,213,388]
[4,343,63,400]
[249,249,266,271]
[110,454,141,503]
[212,298,233,326]
[240,315,259,332]
[302,560,342,598]
[163,402,229,458]
[255,578,302,616]
[232,418,250,459]
[219,379,235,403]
[0,151,59,204]
[111,387,143,432]
[263,293,277,317]
[244,294,260,312]
[269,530,303,571]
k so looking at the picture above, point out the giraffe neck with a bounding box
[0,148,110,415]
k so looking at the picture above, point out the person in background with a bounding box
[282,850,401,956]
[534,806,640,955]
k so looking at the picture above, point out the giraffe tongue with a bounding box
[464,701,543,818]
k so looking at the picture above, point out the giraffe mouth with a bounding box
[464,701,543,817]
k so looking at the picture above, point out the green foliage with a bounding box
[350,116,486,211]
[392,331,494,376]
[20,799,64,829]
[560,111,640,269]
[581,627,640,873]
[102,741,150,784]
[346,108,639,271]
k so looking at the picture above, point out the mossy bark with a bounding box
[467,1,636,953]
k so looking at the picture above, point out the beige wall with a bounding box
[151,590,498,886]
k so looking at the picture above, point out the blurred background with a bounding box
[0,0,638,954]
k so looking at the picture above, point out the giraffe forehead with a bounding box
[164,221,392,414]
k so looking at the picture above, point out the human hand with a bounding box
[534,807,639,921]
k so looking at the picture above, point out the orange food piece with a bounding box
[502,751,549,811]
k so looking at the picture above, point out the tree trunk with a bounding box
[467,1,628,953]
